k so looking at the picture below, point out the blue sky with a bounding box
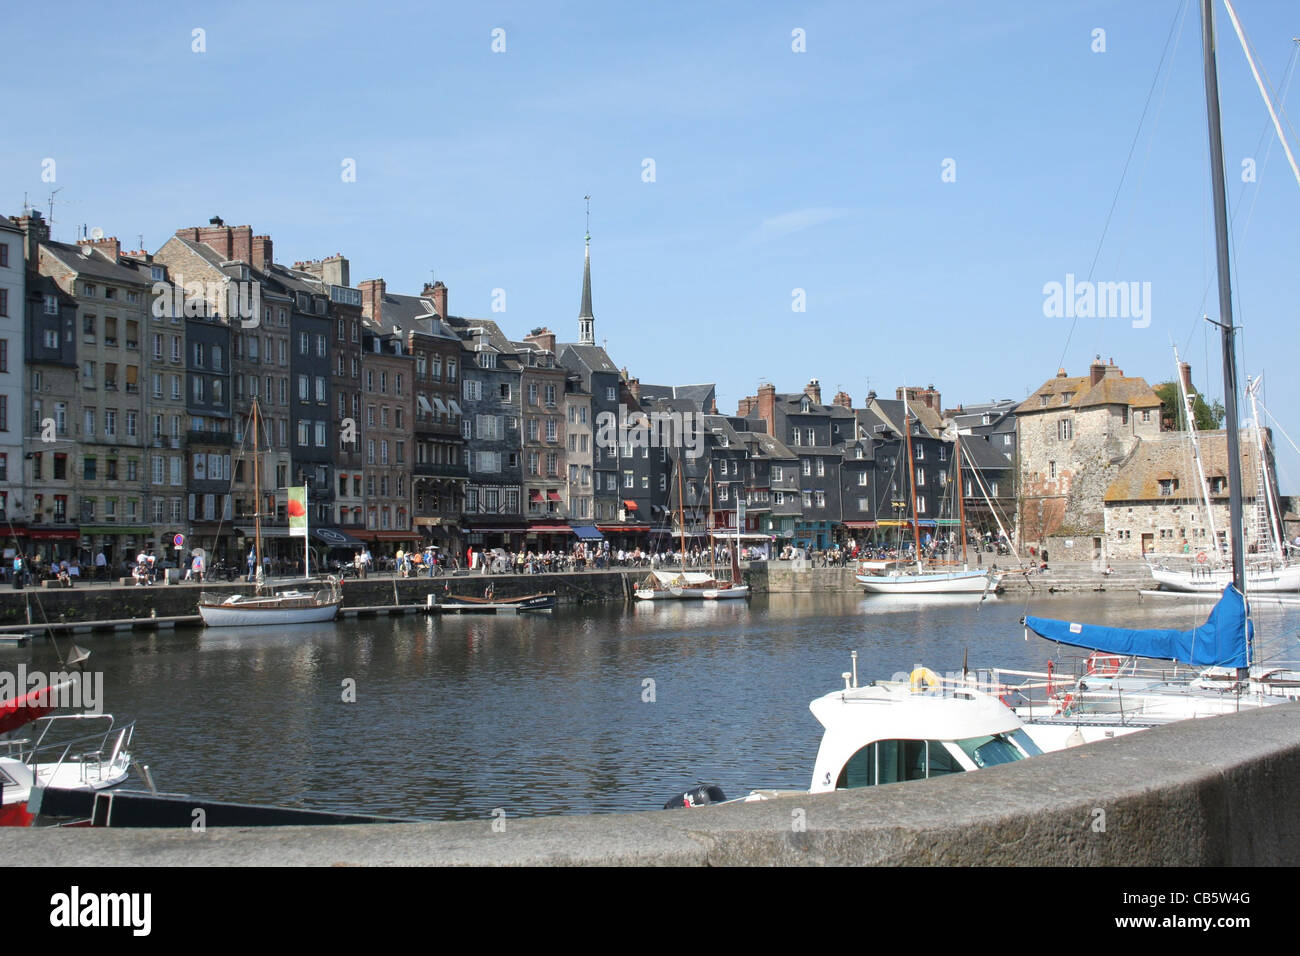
[6,0,1300,485]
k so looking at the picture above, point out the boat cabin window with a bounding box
[836,739,964,789]
[954,733,1025,768]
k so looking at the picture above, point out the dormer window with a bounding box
[1040,395,1049,407]
[1061,392,1073,405]
[982,414,991,425]
[801,399,810,412]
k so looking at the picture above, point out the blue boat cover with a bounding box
[1025,584,1251,669]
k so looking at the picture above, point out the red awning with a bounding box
[547,491,562,501]
[622,500,638,511]
[842,521,877,528]
[529,490,543,502]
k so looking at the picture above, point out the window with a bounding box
[1141,409,1152,423]
[1058,418,1073,441]
[1048,460,1057,479]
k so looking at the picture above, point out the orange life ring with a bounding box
[1196,551,1208,565]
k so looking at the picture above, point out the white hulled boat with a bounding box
[198,397,342,627]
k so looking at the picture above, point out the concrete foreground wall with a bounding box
[6,702,1299,866]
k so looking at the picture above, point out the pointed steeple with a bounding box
[578,232,595,345]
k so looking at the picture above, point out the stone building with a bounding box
[1103,429,1272,561]
[1015,357,1162,549]
[562,373,593,526]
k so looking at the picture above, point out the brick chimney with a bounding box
[757,383,777,437]
[737,395,757,417]
[524,326,557,354]
[357,278,386,322]
[13,212,51,262]
[1090,355,1107,387]
[832,390,853,409]
[804,379,822,405]
[896,384,941,410]
[230,226,252,264]
[1178,361,1194,397]
[251,235,273,272]
[421,280,448,319]
[78,236,120,264]
[1057,367,1069,378]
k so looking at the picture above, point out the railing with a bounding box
[187,430,233,444]
[414,462,469,479]
[3,714,134,789]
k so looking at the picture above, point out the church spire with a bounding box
[578,195,594,345]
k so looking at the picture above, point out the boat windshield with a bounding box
[955,733,1027,768]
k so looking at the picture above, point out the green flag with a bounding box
[288,485,308,537]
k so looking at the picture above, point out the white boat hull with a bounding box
[701,585,749,600]
[857,569,995,594]
[198,600,341,627]
[1149,563,1300,593]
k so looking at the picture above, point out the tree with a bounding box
[1155,381,1225,432]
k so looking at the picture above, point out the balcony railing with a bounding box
[186,429,233,445]
[414,461,469,479]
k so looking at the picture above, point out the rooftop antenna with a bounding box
[46,188,62,228]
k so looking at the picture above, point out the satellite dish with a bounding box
[90,226,105,240]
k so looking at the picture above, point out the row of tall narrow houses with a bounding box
[1,208,1286,568]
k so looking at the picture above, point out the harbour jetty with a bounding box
[0,560,1164,635]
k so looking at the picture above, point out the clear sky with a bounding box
[6,0,1299,486]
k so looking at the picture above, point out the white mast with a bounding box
[1174,346,1220,563]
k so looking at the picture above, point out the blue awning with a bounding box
[571,525,604,541]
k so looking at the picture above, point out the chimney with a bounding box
[1090,355,1107,387]
[251,235,273,272]
[320,254,349,288]
[230,225,252,264]
[709,396,718,414]
[866,389,877,403]
[1057,368,1069,378]
[1178,361,1194,397]
[13,212,51,263]
[758,383,777,437]
[194,223,233,259]
[78,235,120,264]
[833,390,853,409]
[737,395,757,417]
[357,278,386,322]
[804,379,822,405]
[422,280,448,319]
[627,377,640,402]
[524,326,557,355]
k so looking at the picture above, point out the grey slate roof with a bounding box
[41,242,152,286]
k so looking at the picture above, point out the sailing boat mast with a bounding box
[707,463,717,580]
[954,426,969,567]
[252,396,264,594]
[676,453,688,566]
[1173,345,1220,562]
[901,391,922,571]
[1201,0,1250,669]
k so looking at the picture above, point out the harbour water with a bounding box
[6,592,1297,822]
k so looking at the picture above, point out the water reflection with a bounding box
[13,592,1298,821]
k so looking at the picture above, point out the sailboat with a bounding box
[1145,359,1300,592]
[1011,0,1300,745]
[197,397,342,627]
[856,394,998,595]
